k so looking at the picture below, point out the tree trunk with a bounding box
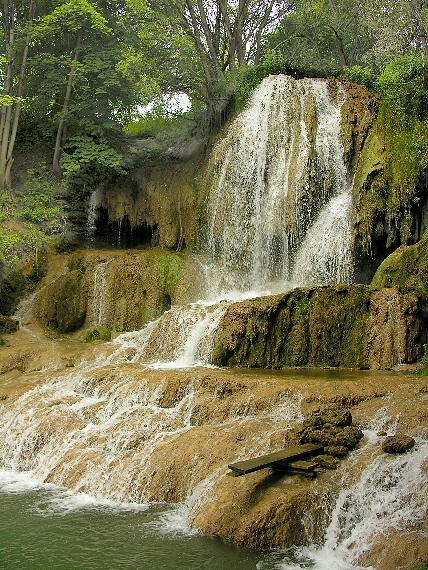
[53,29,83,177]
[0,0,14,190]
[4,0,36,189]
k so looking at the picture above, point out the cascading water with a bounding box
[104,75,356,369]
[1,76,426,569]
[205,75,354,294]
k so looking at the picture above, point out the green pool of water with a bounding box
[0,471,287,570]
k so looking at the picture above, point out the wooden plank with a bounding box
[228,444,324,475]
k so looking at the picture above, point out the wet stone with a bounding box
[315,454,339,469]
[381,434,416,454]
[325,445,349,458]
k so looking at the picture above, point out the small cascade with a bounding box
[291,189,354,285]
[206,75,353,294]
[110,302,230,368]
[279,434,428,570]
[87,188,102,240]
[91,262,109,326]
[0,367,303,503]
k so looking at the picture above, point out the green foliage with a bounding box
[0,269,26,315]
[376,52,428,120]
[60,135,128,182]
[416,345,428,376]
[83,327,111,343]
[19,170,67,234]
[0,315,18,334]
[342,66,375,91]
[33,0,111,37]
[355,52,428,252]
[410,564,428,570]
[125,109,196,155]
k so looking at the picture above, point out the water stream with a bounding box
[1,76,426,569]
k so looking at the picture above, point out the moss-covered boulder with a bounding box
[33,249,205,334]
[34,270,87,333]
[212,285,371,369]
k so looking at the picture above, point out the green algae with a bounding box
[212,285,371,369]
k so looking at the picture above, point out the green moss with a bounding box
[410,564,428,570]
[157,252,184,298]
[83,326,111,343]
[0,315,18,334]
[371,230,428,296]
[354,96,428,254]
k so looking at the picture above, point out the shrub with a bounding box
[376,52,428,121]
[83,327,111,343]
[416,344,428,376]
[342,66,375,91]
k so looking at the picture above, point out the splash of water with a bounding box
[205,75,354,295]
[91,262,109,326]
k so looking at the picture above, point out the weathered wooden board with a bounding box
[228,443,324,475]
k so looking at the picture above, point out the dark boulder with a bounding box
[381,434,416,454]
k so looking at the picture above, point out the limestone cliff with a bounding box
[33,249,206,333]
[211,284,425,370]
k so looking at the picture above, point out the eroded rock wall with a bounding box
[212,284,424,369]
[33,249,206,333]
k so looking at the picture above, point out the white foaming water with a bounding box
[0,469,149,514]
[205,75,354,295]
[91,261,109,326]
[292,190,354,285]
[87,188,103,240]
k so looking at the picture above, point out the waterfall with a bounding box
[4,75,416,569]
[91,262,109,326]
[206,75,354,295]
[87,188,102,240]
[107,75,355,368]
[109,302,230,368]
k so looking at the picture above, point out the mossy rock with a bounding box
[0,315,18,334]
[34,271,86,333]
[371,230,428,298]
[81,326,111,343]
[212,285,371,369]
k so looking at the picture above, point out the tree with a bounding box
[0,0,36,189]
[367,0,428,69]
[31,0,120,176]
[266,0,377,77]
[133,0,294,122]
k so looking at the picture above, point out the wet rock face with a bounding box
[33,249,206,333]
[212,284,422,369]
[381,434,416,454]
